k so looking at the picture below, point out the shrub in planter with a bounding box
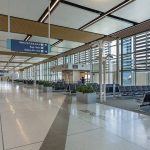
[76,85,94,93]
[38,81,45,85]
[38,81,45,89]
[43,81,53,92]
[43,81,52,87]
[76,85,96,104]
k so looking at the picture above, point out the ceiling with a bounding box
[0,0,150,71]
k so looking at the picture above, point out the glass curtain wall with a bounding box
[121,30,150,85]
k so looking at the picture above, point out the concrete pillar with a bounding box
[103,60,106,102]
[98,41,103,103]
[116,39,120,84]
[34,66,37,87]
[89,47,93,83]
[108,42,111,84]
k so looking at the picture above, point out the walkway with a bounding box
[0,82,150,150]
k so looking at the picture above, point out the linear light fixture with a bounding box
[4,55,15,69]
[25,35,32,41]
[40,0,60,23]
[24,0,60,41]
[80,0,135,30]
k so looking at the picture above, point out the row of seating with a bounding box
[14,79,34,85]
[88,83,120,94]
[52,82,67,91]
[119,85,150,96]
[66,83,82,93]
[53,83,120,94]
[14,79,150,100]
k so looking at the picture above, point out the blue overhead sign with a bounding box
[7,39,51,54]
[0,70,8,76]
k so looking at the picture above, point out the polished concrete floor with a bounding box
[0,82,150,150]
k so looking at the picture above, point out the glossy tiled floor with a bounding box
[0,82,65,150]
[0,82,150,150]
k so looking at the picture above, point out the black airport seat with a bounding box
[147,86,150,91]
[142,86,148,92]
[66,84,77,93]
[136,92,150,110]
[119,86,126,96]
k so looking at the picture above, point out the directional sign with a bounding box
[7,39,51,54]
[0,70,8,73]
[0,70,8,76]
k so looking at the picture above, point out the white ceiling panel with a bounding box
[20,64,32,67]
[66,0,125,12]
[48,52,60,55]
[113,0,150,22]
[13,56,30,62]
[50,3,99,29]
[28,57,46,63]
[15,67,22,70]
[50,39,59,45]
[57,40,83,49]
[12,59,26,63]
[7,66,14,69]
[0,32,26,41]
[0,63,6,66]
[84,17,132,35]
[0,32,27,52]
[31,36,58,45]
[50,46,70,54]
[14,56,30,59]
[8,63,20,67]
[0,0,49,21]
[0,55,11,61]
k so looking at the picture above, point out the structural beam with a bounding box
[0,15,104,43]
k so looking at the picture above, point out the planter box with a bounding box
[43,87,52,92]
[77,92,96,104]
[38,85,43,89]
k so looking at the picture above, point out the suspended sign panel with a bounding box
[0,70,8,76]
[7,39,51,54]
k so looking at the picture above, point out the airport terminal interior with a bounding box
[0,0,150,150]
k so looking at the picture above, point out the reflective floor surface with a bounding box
[0,82,150,150]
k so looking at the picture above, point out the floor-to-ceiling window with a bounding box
[121,30,150,85]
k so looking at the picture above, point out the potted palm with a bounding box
[76,85,96,103]
[43,81,53,92]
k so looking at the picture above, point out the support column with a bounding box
[116,39,120,84]
[89,47,93,83]
[103,60,106,102]
[12,69,15,83]
[34,66,37,87]
[108,42,111,84]
[98,41,103,103]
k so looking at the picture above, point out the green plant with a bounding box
[38,81,45,85]
[76,85,94,94]
[43,81,52,87]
